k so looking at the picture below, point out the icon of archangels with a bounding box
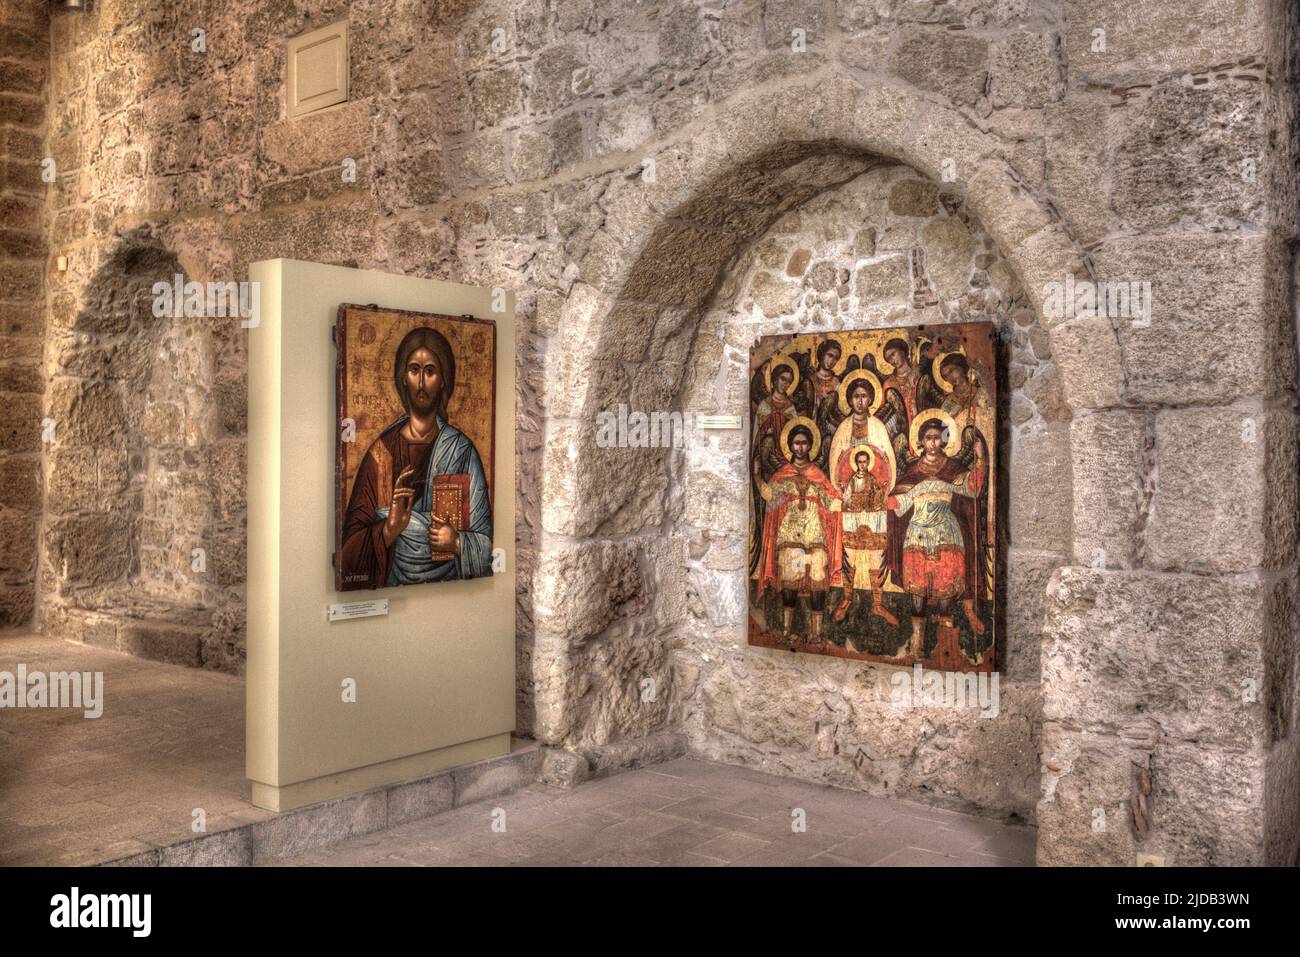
[339,326,493,587]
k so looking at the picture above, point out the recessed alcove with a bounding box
[673,162,1055,819]
[40,232,236,670]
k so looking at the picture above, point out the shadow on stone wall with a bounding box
[40,227,246,674]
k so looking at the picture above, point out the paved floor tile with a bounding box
[3,635,1037,868]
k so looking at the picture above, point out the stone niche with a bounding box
[40,232,246,673]
[674,164,1064,821]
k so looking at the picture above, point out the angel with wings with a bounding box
[885,410,990,669]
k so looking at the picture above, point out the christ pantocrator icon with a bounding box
[339,326,493,586]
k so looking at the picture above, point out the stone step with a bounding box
[102,740,542,867]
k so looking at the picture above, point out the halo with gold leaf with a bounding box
[779,415,821,462]
[837,368,884,416]
[933,349,970,395]
[910,408,961,457]
[763,355,800,395]
[845,443,877,475]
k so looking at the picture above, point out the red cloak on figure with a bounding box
[756,461,844,598]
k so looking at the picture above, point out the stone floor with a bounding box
[1,632,1036,867]
[271,757,1037,867]
[0,633,263,865]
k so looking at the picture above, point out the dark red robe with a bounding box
[339,423,437,589]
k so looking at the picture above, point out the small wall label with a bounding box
[696,414,742,430]
[328,599,389,622]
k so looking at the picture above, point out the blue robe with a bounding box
[373,415,493,583]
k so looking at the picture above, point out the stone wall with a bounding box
[1034,1,1300,868]
[675,167,1057,820]
[0,0,47,629]
[10,0,1299,863]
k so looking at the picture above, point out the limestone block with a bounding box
[990,31,1058,109]
[1006,223,1085,330]
[687,564,746,627]
[1022,365,1069,424]
[904,101,989,188]
[0,300,43,339]
[539,746,591,787]
[233,201,378,268]
[618,223,740,308]
[250,791,388,863]
[891,27,988,107]
[43,445,105,519]
[921,218,975,299]
[0,507,37,574]
[1145,737,1268,866]
[1044,567,1268,748]
[967,164,1055,254]
[887,178,939,217]
[684,469,747,534]
[720,0,764,53]
[629,359,688,418]
[565,619,674,745]
[549,354,628,419]
[1093,233,1283,405]
[1048,314,1124,410]
[468,65,521,129]
[529,45,582,115]
[1005,549,1061,682]
[1265,734,1300,865]
[750,270,799,316]
[1037,724,1143,866]
[1008,423,1071,556]
[142,401,184,447]
[0,584,34,628]
[694,654,1041,818]
[761,0,826,50]
[1263,572,1299,742]
[46,512,130,586]
[1110,82,1266,233]
[261,99,372,176]
[209,442,245,521]
[805,260,838,293]
[42,606,117,649]
[485,191,547,240]
[157,829,253,867]
[510,127,554,182]
[848,81,922,161]
[579,731,687,777]
[0,455,39,509]
[1148,406,1267,573]
[1069,410,1142,568]
[0,393,41,454]
[854,255,910,303]
[657,1,713,67]
[46,379,125,448]
[1064,0,1269,81]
